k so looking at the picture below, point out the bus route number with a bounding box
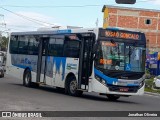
[100,59,112,65]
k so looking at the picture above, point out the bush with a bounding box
[145,78,154,88]
[145,68,151,79]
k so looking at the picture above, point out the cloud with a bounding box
[4,11,61,32]
[153,0,160,5]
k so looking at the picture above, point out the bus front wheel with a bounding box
[106,94,120,101]
[66,76,83,96]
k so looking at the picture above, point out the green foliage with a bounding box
[145,68,153,79]
[145,78,154,88]
[145,87,160,94]
[145,68,150,74]
[0,36,9,51]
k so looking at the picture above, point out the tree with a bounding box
[0,36,9,51]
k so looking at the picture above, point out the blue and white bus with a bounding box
[6,28,146,100]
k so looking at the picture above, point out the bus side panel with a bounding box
[29,55,38,83]
[38,56,79,87]
[53,57,79,88]
[6,54,21,79]
[7,54,38,82]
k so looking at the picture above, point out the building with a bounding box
[102,5,160,52]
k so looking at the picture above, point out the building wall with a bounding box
[103,6,160,51]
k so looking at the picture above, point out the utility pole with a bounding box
[0,14,6,38]
[0,14,8,51]
[0,14,6,28]
[95,18,99,27]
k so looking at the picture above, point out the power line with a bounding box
[0,0,158,27]
[0,0,157,8]
[0,0,159,32]
[5,27,29,31]
[0,7,55,26]
[0,4,103,8]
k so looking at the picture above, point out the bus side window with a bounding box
[10,35,19,54]
[63,40,80,58]
[28,36,39,55]
[48,35,64,57]
[18,36,29,54]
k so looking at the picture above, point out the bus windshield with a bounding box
[95,40,146,73]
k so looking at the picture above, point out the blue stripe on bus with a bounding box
[57,29,71,34]
[127,84,139,87]
[13,64,32,71]
[94,68,118,85]
[94,68,139,86]
[52,57,66,81]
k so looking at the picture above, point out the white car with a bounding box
[153,75,160,88]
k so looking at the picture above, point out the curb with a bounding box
[145,92,160,96]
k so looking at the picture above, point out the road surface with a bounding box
[0,75,160,120]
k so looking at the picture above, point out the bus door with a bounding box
[36,37,49,84]
[78,33,95,90]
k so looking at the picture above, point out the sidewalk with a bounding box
[145,91,160,96]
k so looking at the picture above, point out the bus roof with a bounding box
[10,27,144,36]
[10,28,97,35]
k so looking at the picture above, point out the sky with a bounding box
[0,0,160,33]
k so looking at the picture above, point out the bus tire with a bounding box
[66,76,83,96]
[23,69,32,87]
[106,94,120,101]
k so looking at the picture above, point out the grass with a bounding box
[145,87,160,94]
[145,78,160,94]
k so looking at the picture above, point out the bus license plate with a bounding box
[119,88,129,92]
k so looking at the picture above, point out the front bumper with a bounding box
[91,78,145,96]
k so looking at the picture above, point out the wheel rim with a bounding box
[25,73,30,85]
[70,80,77,94]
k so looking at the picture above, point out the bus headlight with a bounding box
[139,81,144,88]
[95,75,101,81]
[95,75,106,85]
[101,79,106,84]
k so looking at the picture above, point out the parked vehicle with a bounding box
[153,75,160,88]
[0,66,4,77]
[0,52,6,77]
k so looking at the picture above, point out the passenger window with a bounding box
[64,40,80,58]
[48,35,64,57]
[28,36,39,55]
[18,36,29,54]
[10,35,19,54]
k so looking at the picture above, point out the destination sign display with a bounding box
[100,29,141,40]
[66,34,79,40]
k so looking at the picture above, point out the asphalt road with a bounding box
[0,74,160,120]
